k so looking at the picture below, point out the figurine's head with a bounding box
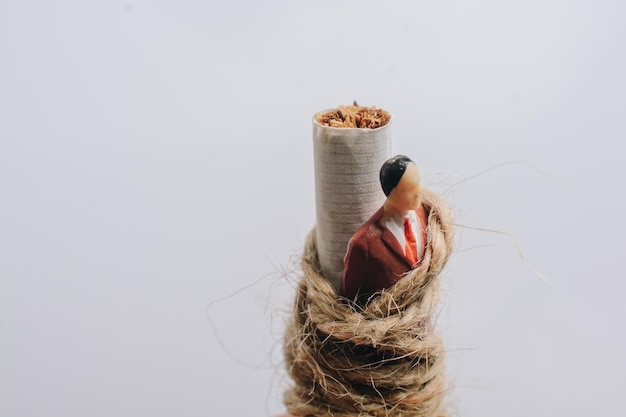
[380,155,422,214]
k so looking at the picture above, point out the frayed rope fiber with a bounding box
[284,190,455,417]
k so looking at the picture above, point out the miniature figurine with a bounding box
[342,155,428,301]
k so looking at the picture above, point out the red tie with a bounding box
[404,217,418,265]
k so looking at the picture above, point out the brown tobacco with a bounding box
[315,102,391,129]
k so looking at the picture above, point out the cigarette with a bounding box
[312,104,392,290]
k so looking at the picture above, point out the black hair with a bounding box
[379,155,414,196]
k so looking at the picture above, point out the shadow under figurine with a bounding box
[342,155,428,302]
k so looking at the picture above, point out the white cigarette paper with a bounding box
[312,112,392,290]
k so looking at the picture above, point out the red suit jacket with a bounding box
[341,204,428,301]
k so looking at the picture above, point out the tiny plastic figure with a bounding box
[342,155,428,301]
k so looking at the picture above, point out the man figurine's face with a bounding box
[389,162,422,213]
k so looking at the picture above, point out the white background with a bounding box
[2,1,625,416]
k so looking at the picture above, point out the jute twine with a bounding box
[284,190,454,417]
